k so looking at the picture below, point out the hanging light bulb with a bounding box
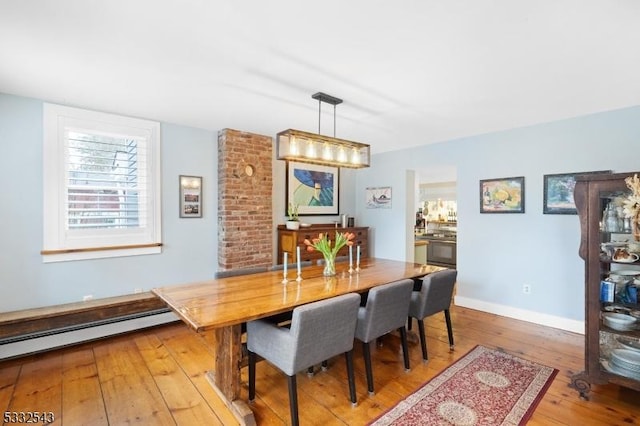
[337,146,347,163]
[289,136,299,156]
[305,140,316,158]
[351,147,360,165]
[322,143,333,160]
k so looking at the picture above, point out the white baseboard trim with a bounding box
[1,311,179,360]
[454,295,585,335]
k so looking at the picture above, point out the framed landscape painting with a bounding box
[543,170,610,214]
[286,161,339,215]
[480,176,525,213]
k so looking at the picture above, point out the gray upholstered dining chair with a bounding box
[247,293,361,426]
[408,269,458,361]
[354,279,414,395]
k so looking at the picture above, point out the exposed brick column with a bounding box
[218,129,273,270]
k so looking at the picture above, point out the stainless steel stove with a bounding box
[417,233,457,268]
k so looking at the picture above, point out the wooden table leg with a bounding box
[205,324,256,426]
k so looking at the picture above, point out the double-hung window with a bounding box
[43,104,162,262]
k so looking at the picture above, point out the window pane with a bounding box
[66,131,145,230]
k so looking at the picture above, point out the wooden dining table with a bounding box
[151,258,445,426]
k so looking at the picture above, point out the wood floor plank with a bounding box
[154,324,245,426]
[1,306,639,425]
[133,332,224,425]
[93,336,175,425]
[7,353,62,425]
[0,364,20,413]
[61,348,108,426]
[251,361,342,425]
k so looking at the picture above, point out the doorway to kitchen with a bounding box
[413,166,457,268]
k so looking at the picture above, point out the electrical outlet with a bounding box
[522,284,531,295]
[83,295,94,302]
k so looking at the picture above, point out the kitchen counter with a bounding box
[416,234,456,243]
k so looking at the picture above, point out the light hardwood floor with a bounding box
[1,306,639,425]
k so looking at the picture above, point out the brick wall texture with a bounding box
[218,129,273,270]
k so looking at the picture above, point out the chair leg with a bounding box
[399,326,410,371]
[362,341,375,395]
[417,318,428,361]
[287,374,299,426]
[248,350,256,402]
[345,350,357,405]
[444,309,454,350]
[407,316,412,331]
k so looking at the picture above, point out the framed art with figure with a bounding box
[286,161,339,215]
[480,176,525,213]
[366,187,392,209]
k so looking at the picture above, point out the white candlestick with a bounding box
[349,245,353,268]
[283,252,288,278]
[297,246,301,275]
[356,245,361,269]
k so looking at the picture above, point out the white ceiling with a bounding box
[1,0,639,154]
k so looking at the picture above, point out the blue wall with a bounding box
[0,92,357,313]
[3,89,639,331]
[0,94,218,311]
[357,106,640,329]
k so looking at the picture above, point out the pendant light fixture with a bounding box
[276,92,370,168]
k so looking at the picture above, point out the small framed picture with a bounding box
[179,175,202,218]
[366,186,392,209]
[543,171,611,214]
[480,176,525,213]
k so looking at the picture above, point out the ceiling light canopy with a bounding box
[277,92,370,169]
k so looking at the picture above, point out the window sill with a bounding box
[41,244,162,263]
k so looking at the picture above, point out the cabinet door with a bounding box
[593,184,640,384]
[415,243,427,264]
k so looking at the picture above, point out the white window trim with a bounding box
[43,103,162,262]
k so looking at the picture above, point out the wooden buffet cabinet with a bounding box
[276,224,369,264]
[571,171,640,399]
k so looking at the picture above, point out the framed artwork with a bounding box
[366,186,392,209]
[179,175,202,218]
[480,176,525,213]
[543,170,611,214]
[286,161,339,215]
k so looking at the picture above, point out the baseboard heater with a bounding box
[0,308,179,360]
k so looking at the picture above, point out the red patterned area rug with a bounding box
[369,345,558,426]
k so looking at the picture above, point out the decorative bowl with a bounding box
[603,313,637,331]
[611,349,640,372]
[617,337,640,352]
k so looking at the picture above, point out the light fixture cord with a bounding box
[333,104,336,137]
[316,95,338,136]
[318,98,321,134]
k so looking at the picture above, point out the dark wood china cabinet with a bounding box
[571,171,640,399]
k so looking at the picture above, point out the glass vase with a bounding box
[323,254,336,276]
